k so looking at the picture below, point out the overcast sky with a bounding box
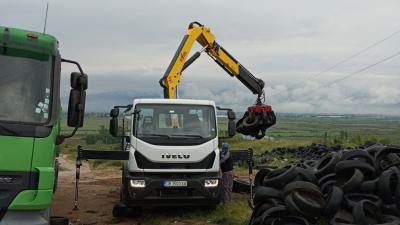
[1,0,400,114]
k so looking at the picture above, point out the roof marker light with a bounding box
[27,33,38,39]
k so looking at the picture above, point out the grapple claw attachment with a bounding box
[236,104,276,139]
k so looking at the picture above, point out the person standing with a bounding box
[220,143,234,203]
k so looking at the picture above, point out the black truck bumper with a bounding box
[122,173,221,206]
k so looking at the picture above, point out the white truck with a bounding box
[74,22,276,217]
[107,98,236,215]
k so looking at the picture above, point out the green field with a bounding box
[268,114,400,143]
[61,113,400,152]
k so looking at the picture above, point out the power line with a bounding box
[299,50,400,98]
[271,27,400,98]
[326,51,400,86]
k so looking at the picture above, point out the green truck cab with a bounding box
[0,26,87,225]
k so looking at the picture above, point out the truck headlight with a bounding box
[204,179,219,188]
[130,179,146,188]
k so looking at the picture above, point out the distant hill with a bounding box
[61,90,161,112]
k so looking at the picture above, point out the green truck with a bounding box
[0,26,87,225]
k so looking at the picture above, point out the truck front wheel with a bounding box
[112,203,142,218]
[50,216,69,225]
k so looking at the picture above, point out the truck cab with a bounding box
[0,26,87,225]
[116,98,235,208]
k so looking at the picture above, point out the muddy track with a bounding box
[51,155,221,225]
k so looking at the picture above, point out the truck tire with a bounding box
[113,203,142,218]
[50,216,69,225]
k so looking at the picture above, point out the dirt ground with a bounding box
[51,155,245,225]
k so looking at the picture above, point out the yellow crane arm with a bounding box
[159,22,265,99]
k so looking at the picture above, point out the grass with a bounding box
[138,194,251,225]
[226,136,313,155]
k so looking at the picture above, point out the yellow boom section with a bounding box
[159,22,264,99]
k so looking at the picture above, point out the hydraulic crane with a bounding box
[159,22,276,139]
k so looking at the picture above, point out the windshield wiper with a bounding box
[0,124,20,135]
[139,134,171,139]
[171,134,204,139]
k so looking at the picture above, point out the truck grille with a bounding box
[135,151,215,169]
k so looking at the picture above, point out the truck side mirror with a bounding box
[227,110,236,120]
[228,120,236,137]
[110,117,118,137]
[227,110,236,137]
[67,72,87,127]
[110,108,119,118]
[67,89,86,127]
[70,72,88,90]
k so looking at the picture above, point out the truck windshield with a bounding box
[134,104,216,139]
[0,54,52,124]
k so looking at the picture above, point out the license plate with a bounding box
[163,180,187,187]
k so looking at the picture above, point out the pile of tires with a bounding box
[258,143,375,166]
[250,144,400,225]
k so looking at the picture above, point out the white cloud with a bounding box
[1,0,400,114]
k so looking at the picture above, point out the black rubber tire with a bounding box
[271,216,311,225]
[318,173,336,186]
[330,210,356,225]
[284,193,315,218]
[314,152,340,178]
[113,203,127,217]
[320,180,337,194]
[297,168,318,184]
[112,203,142,218]
[283,181,321,196]
[302,160,317,170]
[378,168,396,203]
[267,167,288,177]
[392,166,400,208]
[323,186,344,218]
[335,160,376,178]
[377,166,400,204]
[352,200,380,225]
[253,186,283,207]
[341,150,375,166]
[336,169,364,193]
[264,166,298,189]
[375,147,400,171]
[232,178,251,193]
[253,200,278,217]
[383,204,400,218]
[50,216,69,225]
[242,112,259,127]
[292,190,326,215]
[359,177,379,193]
[343,193,383,210]
[254,168,270,187]
[253,203,273,218]
[379,215,400,225]
[256,205,289,225]
[284,194,304,216]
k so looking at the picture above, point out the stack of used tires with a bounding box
[258,144,342,166]
[258,143,377,167]
[250,144,400,225]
